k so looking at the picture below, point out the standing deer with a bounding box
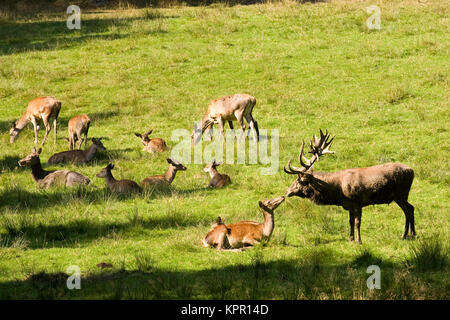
[96,163,141,194]
[134,129,167,153]
[203,160,231,188]
[18,147,90,189]
[48,138,106,164]
[192,94,259,143]
[141,158,186,188]
[68,114,91,150]
[202,196,285,250]
[10,96,61,145]
[283,129,416,244]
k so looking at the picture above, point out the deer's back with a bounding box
[324,163,414,206]
[37,170,89,189]
[68,115,90,134]
[208,94,256,120]
[144,139,167,153]
[27,96,61,118]
[48,150,86,164]
[209,174,231,188]
[226,222,264,245]
[109,179,141,193]
[141,175,167,187]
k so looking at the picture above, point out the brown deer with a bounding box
[141,158,186,188]
[202,196,285,250]
[48,138,106,165]
[68,114,91,150]
[283,129,416,244]
[192,94,259,143]
[203,160,231,188]
[96,163,141,194]
[10,96,61,145]
[18,147,90,189]
[134,129,167,153]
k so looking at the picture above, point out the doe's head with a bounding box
[167,158,186,171]
[18,147,42,167]
[9,122,20,144]
[97,163,114,178]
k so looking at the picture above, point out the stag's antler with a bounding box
[284,129,335,175]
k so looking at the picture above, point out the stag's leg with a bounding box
[348,210,355,242]
[396,200,416,239]
[354,208,363,244]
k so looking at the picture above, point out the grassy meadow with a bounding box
[0,0,449,299]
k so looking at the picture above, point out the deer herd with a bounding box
[9,94,417,249]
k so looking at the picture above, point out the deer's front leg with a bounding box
[41,116,51,145]
[348,210,355,242]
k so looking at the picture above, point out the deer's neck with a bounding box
[30,160,49,182]
[104,170,117,187]
[207,167,219,179]
[261,209,274,238]
[84,145,97,162]
[164,165,177,184]
[15,114,30,131]
[308,172,345,206]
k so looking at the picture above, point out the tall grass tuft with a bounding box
[405,236,448,272]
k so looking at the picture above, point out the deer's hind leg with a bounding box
[396,200,416,239]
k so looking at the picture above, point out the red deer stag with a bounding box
[97,163,141,194]
[48,138,106,164]
[192,94,258,143]
[283,129,416,244]
[18,148,90,189]
[203,159,231,188]
[202,196,285,250]
[10,96,61,145]
[68,114,91,150]
[134,129,167,153]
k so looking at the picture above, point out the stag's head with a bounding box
[284,129,335,198]
[18,147,42,167]
[9,122,20,144]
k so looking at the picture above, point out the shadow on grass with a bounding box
[1,253,440,300]
[0,155,24,172]
[0,13,174,56]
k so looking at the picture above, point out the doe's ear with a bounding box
[10,121,15,129]
[32,147,37,153]
[107,163,114,170]
[258,201,263,208]
[134,133,142,138]
[166,158,174,165]
[37,148,42,155]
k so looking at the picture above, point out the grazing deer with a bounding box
[68,114,91,150]
[203,160,231,188]
[192,94,259,143]
[10,96,61,145]
[48,138,106,165]
[134,129,167,153]
[141,158,186,188]
[18,147,90,189]
[283,129,416,244]
[96,163,142,194]
[202,196,285,250]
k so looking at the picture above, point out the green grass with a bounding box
[0,0,449,299]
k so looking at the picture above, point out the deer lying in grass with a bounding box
[10,96,61,145]
[48,138,106,165]
[283,129,416,244]
[141,158,186,189]
[202,196,285,250]
[134,129,167,153]
[192,94,259,143]
[97,163,141,194]
[203,160,231,188]
[18,147,90,189]
[68,114,91,150]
